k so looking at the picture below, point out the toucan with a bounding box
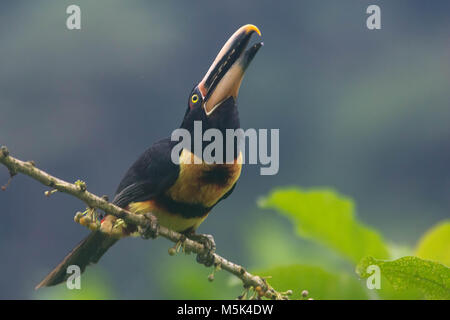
[36,24,262,289]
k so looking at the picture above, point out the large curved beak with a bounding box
[198,24,263,115]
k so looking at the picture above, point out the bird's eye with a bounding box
[191,94,199,104]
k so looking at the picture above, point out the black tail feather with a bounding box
[35,231,117,289]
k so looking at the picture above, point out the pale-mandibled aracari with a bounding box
[36,24,262,289]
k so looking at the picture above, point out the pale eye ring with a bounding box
[191,94,199,104]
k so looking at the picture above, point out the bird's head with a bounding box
[181,24,262,132]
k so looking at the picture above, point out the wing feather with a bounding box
[112,137,179,208]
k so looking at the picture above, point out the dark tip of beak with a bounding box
[202,26,262,101]
[240,42,263,70]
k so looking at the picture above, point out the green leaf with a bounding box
[243,215,350,272]
[356,256,450,300]
[415,220,450,267]
[259,187,389,264]
[255,265,368,300]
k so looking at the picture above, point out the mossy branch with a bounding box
[0,146,288,300]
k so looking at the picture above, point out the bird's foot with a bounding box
[74,208,100,231]
[138,213,159,239]
[188,233,216,267]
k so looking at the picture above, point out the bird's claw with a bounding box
[189,233,216,267]
[139,213,159,239]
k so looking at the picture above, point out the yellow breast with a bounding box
[127,200,209,232]
[167,148,242,208]
[126,149,242,233]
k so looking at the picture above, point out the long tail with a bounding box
[35,231,117,289]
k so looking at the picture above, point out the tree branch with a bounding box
[0,146,288,300]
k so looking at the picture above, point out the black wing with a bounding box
[112,137,180,208]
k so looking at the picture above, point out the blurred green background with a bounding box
[0,1,449,299]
